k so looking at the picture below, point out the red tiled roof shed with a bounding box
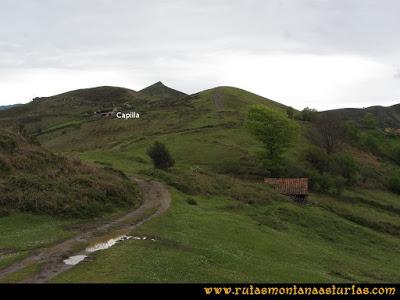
[264,178,308,196]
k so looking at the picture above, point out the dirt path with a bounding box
[212,88,224,111]
[0,177,171,283]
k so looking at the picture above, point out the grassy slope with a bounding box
[1,84,399,283]
[0,130,140,218]
[53,188,400,283]
[0,214,77,270]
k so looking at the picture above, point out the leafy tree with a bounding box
[343,120,361,143]
[300,107,318,122]
[362,134,380,154]
[332,153,360,185]
[362,112,378,129]
[309,112,344,154]
[304,146,331,173]
[246,105,297,175]
[147,141,174,170]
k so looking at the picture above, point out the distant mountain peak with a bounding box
[139,81,186,99]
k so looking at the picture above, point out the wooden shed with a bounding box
[264,178,308,201]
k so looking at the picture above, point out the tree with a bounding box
[147,141,174,170]
[362,112,378,129]
[343,120,361,143]
[286,106,295,119]
[309,112,344,154]
[246,105,298,174]
[300,107,318,122]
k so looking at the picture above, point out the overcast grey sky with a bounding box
[1,0,400,109]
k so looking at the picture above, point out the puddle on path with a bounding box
[63,235,155,266]
[86,235,131,253]
[63,255,87,266]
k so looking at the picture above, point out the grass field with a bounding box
[52,189,400,283]
[1,84,400,283]
[0,213,77,270]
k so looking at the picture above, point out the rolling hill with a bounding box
[0,104,21,111]
[0,82,399,283]
[0,129,139,217]
[327,103,400,128]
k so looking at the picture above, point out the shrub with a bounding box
[0,135,17,153]
[0,157,11,173]
[147,141,175,170]
[331,153,360,185]
[0,208,10,218]
[389,146,400,165]
[387,173,400,194]
[304,146,331,173]
[185,198,198,205]
[286,106,294,119]
[343,121,361,143]
[308,172,346,195]
[362,135,380,154]
[300,107,318,122]
[362,112,378,129]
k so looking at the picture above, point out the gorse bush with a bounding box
[147,141,175,170]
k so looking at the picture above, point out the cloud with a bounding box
[0,0,400,109]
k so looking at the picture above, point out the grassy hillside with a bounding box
[328,103,400,128]
[139,81,187,100]
[0,129,140,218]
[53,172,400,283]
[1,82,400,283]
[0,104,21,111]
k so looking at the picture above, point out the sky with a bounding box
[1,0,400,110]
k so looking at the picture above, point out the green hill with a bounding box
[0,83,399,283]
[139,81,187,100]
[327,103,400,128]
[0,104,21,111]
[0,129,139,218]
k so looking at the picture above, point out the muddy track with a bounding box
[0,177,171,283]
[213,88,224,111]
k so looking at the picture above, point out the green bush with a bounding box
[0,157,11,173]
[304,146,331,173]
[362,112,378,129]
[343,121,361,143]
[299,107,318,122]
[0,208,10,218]
[308,172,346,195]
[0,135,17,153]
[387,173,400,194]
[185,198,198,205]
[331,153,360,185]
[362,135,381,155]
[147,141,175,170]
[389,146,400,165]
